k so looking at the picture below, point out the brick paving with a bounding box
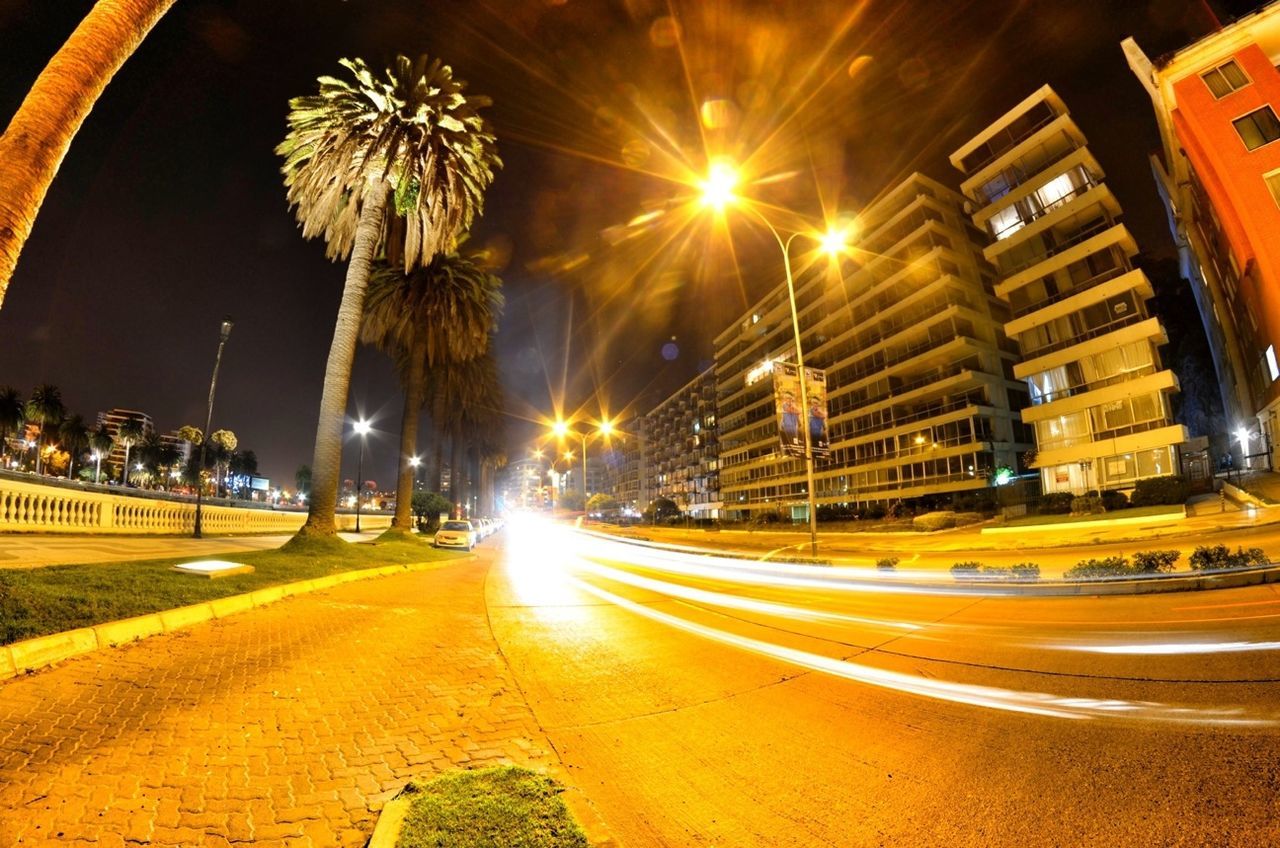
[0,556,559,846]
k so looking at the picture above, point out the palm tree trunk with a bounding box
[390,340,426,532]
[428,429,443,492]
[121,443,130,485]
[0,0,178,310]
[34,416,45,475]
[449,433,465,517]
[299,187,388,538]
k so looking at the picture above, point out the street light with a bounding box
[409,455,421,491]
[354,419,371,533]
[548,418,615,504]
[699,162,849,556]
[194,316,233,539]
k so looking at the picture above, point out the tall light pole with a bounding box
[194,316,233,539]
[354,419,371,533]
[551,418,614,504]
[699,164,847,556]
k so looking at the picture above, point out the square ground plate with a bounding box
[170,560,255,579]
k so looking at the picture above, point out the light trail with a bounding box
[567,577,1274,726]
[1060,641,1280,656]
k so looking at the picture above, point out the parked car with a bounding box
[434,520,477,551]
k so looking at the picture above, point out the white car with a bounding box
[434,520,477,551]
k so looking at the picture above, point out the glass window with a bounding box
[1233,107,1280,151]
[989,203,1025,240]
[1266,171,1280,209]
[1268,345,1279,382]
[1201,60,1249,98]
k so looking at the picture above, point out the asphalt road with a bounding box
[488,518,1280,847]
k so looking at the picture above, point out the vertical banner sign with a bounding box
[773,362,830,458]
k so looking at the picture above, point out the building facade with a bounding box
[638,367,720,517]
[499,457,548,511]
[1124,3,1280,462]
[95,408,155,469]
[950,85,1188,495]
[715,173,1032,520]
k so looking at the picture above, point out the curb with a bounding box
[980,507,1185,534]
[0,555,475,682]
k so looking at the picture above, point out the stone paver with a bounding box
[0,555,557,846]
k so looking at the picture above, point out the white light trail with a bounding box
[1062,641,1280,656]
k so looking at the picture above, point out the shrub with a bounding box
[1189,545,1269,571]
[1037,492,1074,514]
[950,561,1040,582]
[749,509,784,526]
[411,491,453,533]
[862,504,888,520]
[1071,495,1104,516]
[952,512,985,527]
[1064,556,1132,580]
[1129,476,1190,507]
[1131,550,1180,574]
[1100,490,1129,511]
[913,511,956,532]
[875,557,899,571]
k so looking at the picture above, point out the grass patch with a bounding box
[0,535,463,645]
[1001,504,1182,528]
[397,766,588,848]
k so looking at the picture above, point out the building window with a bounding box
[1201,59,1249,98]
[1266,170,1280,209]
[1232,106,1280,151]
[1267,345,1279,383]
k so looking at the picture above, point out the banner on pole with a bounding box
[772,362,830,458]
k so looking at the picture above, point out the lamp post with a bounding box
[91,451,102,484]
[194,316,233,539]
[550,419,614,505]
[409,454,421,491]
[699,164,847,556]
[353,419,371,533]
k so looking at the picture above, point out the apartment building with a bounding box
[499,457,547,510]
[611,416,647,512]
[638,367,720,517]
[714,172,1031,520]
[95,408,154,469]
[950,85,1188,495]
[1124,2,1280,461]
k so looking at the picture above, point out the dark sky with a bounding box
[0,0,1264,487]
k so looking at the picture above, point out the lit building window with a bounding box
[1232,106,1280,151]
[1267,345,1279,382]
[1201,59,1249,98]
[1265,170,1280,209]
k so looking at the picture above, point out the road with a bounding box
[489,518,1280,846]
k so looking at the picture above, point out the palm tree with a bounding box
[209,429,237,497]
[360,252,503,533]
[0,386,23,468]
[58,415,90,480]
[114,415,145,486]
[427,349,504,518]
[277,54,500,539]
[25,384,65,475]
[89,425,113,484]
[0,0,178,310]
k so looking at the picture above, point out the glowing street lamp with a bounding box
[353,419,371,533]
[547,418,615,502]
[697,163,851,555]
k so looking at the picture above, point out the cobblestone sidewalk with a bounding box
[0,556,559,846]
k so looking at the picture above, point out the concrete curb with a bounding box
[0,555,474,683]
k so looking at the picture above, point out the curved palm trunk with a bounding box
[300,188,388,537]
[121,443,131,485]
[390,340,426,531]
[0,0,178,310]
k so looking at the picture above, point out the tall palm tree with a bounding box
[0,386,23,468]
[427,349,504,517]
[278,54,500,539]
[114,415,145,486]
[360,252,503,532]
[0,0,178,310]
[25,384,65,475]
[58,414,90,480]
[89,425,113,484]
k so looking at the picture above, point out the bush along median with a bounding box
[1061,546,1269,581]
[950,562,1041,582]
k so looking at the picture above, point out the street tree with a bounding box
[25,384,65,475]
[89,425,113,483]
[209,429,237,497]
[114,415,145,486]
[58,414,90,480]
[586,493,619,514]
[277,54,500,539]
[0,0,178,310]
[360,251,503,534]
[0,386,23,467]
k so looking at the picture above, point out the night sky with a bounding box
[0,0,1264,488]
